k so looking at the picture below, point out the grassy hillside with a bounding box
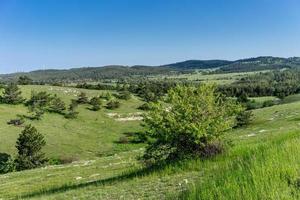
[0,85,145,160]
[1,85,300,199]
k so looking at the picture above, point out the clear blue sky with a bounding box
[0,0,299,73]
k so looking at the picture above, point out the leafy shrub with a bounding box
[17,76,33,85]
[100,92,113,101]
[142,84,242,166]
[0,153,15,174]
[118,136,129,144]
[7,117,25,126]
[106,100,120,110]
[48,95,66,114]
[65,100,79,119]
[89,97,102,111]
[138,103,152,111]
[76,92,89,104]
[48,157,76,165]
[116,91,131,100]
[235,110,253,127]
[262,100,276,107]
[245,100,261,110]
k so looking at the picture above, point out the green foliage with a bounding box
[76,92,89,104]
[89,96,102,111]
[15,125,47,171]
[0,153,15,174]
[143,84,242,165]
[25,91,53,119]
[262,99,276,107]
[138,102,152,110]
[100,92,113,101]
[65,100,79,119]
[48,95,66,114]
[18,76,33,85]
[7,117,25,126]
[106,100,121,110]
[116,90,132,100]
[0,83,24,104]
[235,110,253,127]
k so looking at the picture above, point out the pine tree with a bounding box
[15,125,46,171]
[89,97,102,111]
[65,100,79,119]
[48,95,66,114]
[1,83,23,104]
[77,92,89,104]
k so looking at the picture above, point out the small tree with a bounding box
[142,84,242,165]
[235,110,253,127]
[48,95,66,114]
[89,97,102,111]
[15,125,46,171]
[116,91,132,100]
[106,100,120,110]
[0,153,15,174]
[77,92,89,104]
[0,83,23,104]
[26,91,52,119]
[65,100,79,119]
[17,76,33,85]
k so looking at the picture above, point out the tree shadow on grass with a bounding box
[18,164,168,199]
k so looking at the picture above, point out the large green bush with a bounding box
[142,84,242,165]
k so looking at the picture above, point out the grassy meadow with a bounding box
[0,85,145,160]
[0,81,300,199]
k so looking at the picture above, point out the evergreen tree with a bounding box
[48,95,66,114]
[89,97,102,111]
[65,100,79,119]
[1,83,23,104]
[76,92,89,104]
[15,125,46,171]
[17,76,33,85]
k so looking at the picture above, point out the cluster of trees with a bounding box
[76,83,117,90]
[127,80,180,102]
[219,70,300,98]
[0,125,46,174]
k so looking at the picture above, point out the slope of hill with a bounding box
[1,56,300,82]
[2,87,300,199]
[218,56,300,72]
[161,59,233,70]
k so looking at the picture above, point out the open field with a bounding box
[150,70,270,84]
[1,83,300,199]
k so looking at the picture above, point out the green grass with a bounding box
[179,132,300,199]
[249,96,278,103]
[2,84,300,199]
[0,85,145,160]
[150,70,270,85]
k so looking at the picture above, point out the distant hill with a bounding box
[217,56,300,72]
[0,65,173,82]
[161,60,233,70]
[1,56,300,82]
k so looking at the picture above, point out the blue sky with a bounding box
[0,0,299,73]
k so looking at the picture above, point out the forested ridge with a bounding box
[1,56,300,82]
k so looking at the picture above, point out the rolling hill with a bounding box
[1,56,300,82]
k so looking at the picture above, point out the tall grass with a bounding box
[178,132,300,199]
